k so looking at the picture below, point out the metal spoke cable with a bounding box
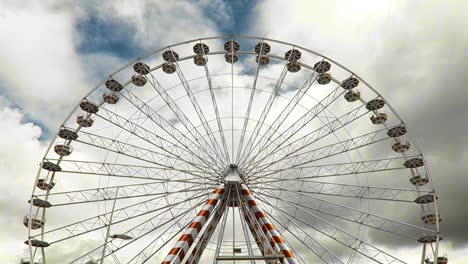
[119,89,226,172]
[171,49,230,164]
[145,68,227,167]
[240,68,319,167]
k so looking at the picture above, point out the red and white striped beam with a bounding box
[240,197,277,262]
[187,193,227,264]
[240,184,298,264]
[162,184,225,264]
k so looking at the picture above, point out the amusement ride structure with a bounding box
[24,36,446,263]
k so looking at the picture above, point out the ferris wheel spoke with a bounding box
[171,54,230,163]
[244,97,368,173]
[34,182,209,206]
[127,221,189,264]
[94,106,219,174]
[253,180,429,203]
[52,159,210,183]
[124,192,213,264]
[120,89,226,171]
[201,48,232,164]
[71,194,208,264]
[249,156,414,183]
[238,64,289,166]
[33,189,210,245]
[240,70,320,168]
[248,126,393,177]
[145,70,228,167]
[256,187,433,241]
[240,84,344,169]
[235,41,267,164]
[259,198,343,264]
[253,192,408,264]
[70,129,213,180]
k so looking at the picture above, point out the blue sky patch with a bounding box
[76,13,141,60]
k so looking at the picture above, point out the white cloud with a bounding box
[0,1,90,128]
[0,100,47,262]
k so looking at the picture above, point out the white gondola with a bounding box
[77,114,95,127]
[23,216,45,229]
[421,210,442,225]
[344,90,360,102]
[36,177,56,191]
[391,140,411,153]
[366,98,385,111]
[79,100,99,114]
[162,50,179,62]
[424,254,448,264]
[54,144,73,156]
[24,240,49,248]
[110,234,133,240]
[133,62,150,75]
[317,73,332,85]
[387,125,407,137]
[224,40,240,52]
[162,63,177,74]
[285,49,301,61]
[313,61,331,73]
[58,128,78,140]
[415,194,437,204]
[409,173,430,186]
[341,77,359,90]
[287,61,301,72]
[255,55,270,65]
[193,43,210,55]
[255,42,271,54]
[404,158,424,168]
[417,235,441,243]
[103,93,119,104]
[105,78,123,91]
[41,161,61,172]
[225,53,239,64]
[131,74,147,86]
[193,55,206,66]
[370,112,388,124]
[28,198,52,208]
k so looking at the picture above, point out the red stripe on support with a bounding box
[206,199,218,205]
[242,189,252,195]
[180,234,194,245]
[248,200,257,206]
[189,222,203,232]
[279,250,295,258]
[178,250,186,261]
[168,247,180,255]
[214,189,225,194]
[262,223,275,233]
[197,210,210,218]
[271,236,285,244]
[255,211,266,220]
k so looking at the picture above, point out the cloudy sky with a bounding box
[0,0,467,263]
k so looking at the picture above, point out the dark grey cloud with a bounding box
[368,1,468,246]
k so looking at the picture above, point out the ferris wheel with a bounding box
[23,36,447,264]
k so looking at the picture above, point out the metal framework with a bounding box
[24,36,445,264]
